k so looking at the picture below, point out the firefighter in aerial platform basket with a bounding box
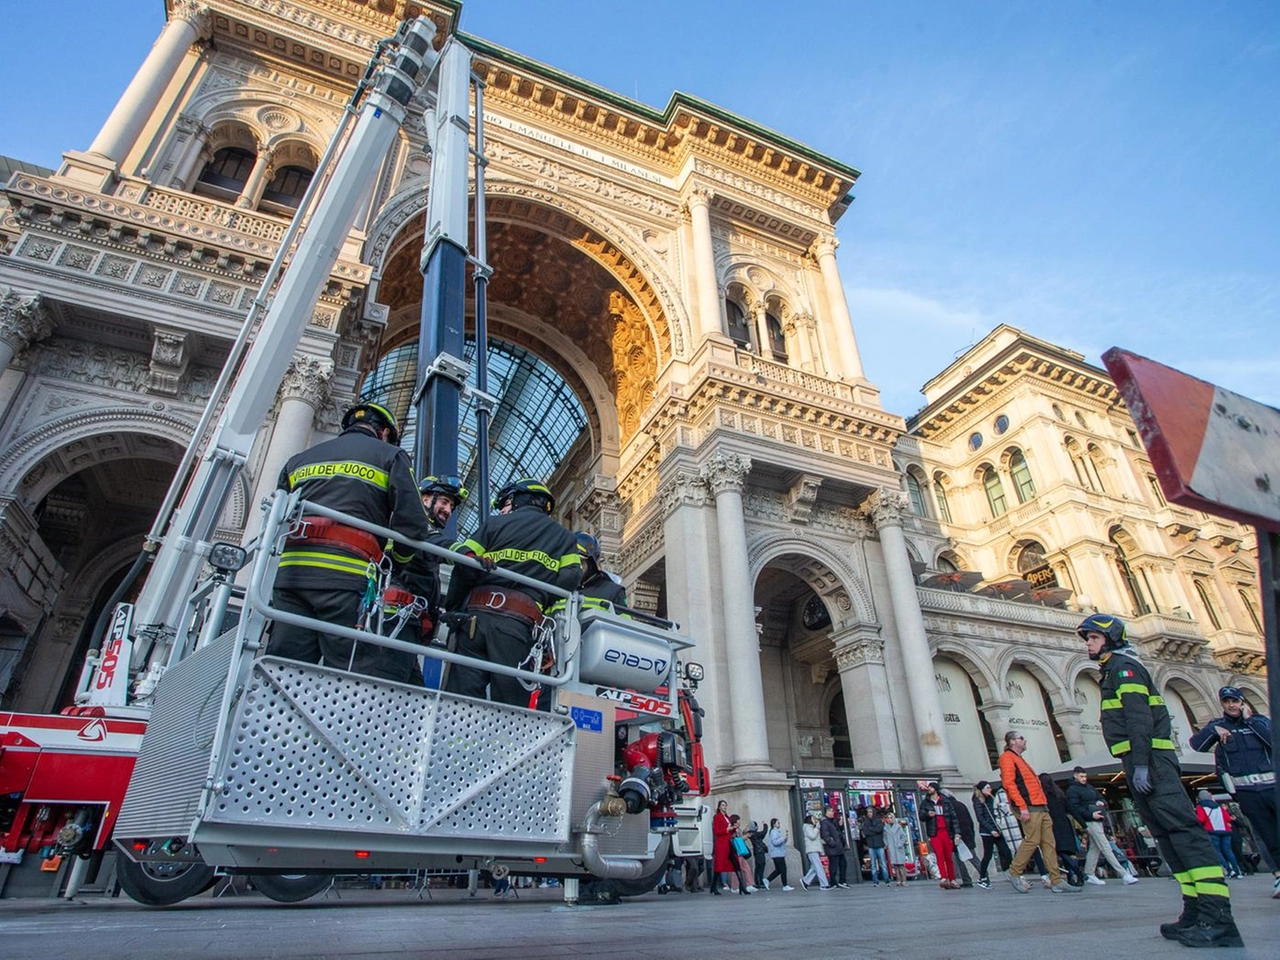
[1079,613,1244,948]
[378,475,469,687]
[267,402,437,681]
[443,478,581,707]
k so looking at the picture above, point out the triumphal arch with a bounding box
[1,0,979,821]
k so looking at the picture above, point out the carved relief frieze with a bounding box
[617,514,666,574]
[692,158,826,222]
[24,337,217,415]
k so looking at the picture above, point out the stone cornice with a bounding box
[911,345,1120,439]
[466,38,857,220]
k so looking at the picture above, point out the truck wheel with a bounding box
[590,834,673,899]
[116,854,217,906]
[249,873,333,903]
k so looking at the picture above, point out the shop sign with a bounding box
[1025,564,1058,588]
[848,778,891,790]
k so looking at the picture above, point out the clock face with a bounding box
[803,595,831,630]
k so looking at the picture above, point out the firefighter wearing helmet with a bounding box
[379,476,470,685]
[442,478,581,706]
[268,402,436,680]
[1079,613,1243,947]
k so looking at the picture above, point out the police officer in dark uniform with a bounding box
[1079,613,1244,948]
[379,476,468,685]
[269,402,435,680]
[444,478,581,706]
[1189,685,1279,899]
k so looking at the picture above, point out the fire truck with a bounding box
[0,17,709,905]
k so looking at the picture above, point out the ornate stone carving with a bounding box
[834,636,885,670]
[27,336,217,406]
[146,329,190,396]
[171,0,213,36]
[810,236,838,260]
[0,285,54,352]
[784,474,823,524]
[658,470,708,516]
[865,488,910,529]
[684,185,714,212]
[280,356,334,408]
[701,453,751,497]
[810,662,831,686]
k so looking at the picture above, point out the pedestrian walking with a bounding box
[919,781,962,889]
[766,818,794,890]
[1064,766,1138,885]
[972,780,1013,888]
[864,805,890,886]
[819,806,849,888]
[1041,773,1084,886]
[800,814,831,890]
[999,731,1075,894]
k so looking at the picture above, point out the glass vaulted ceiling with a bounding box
[358,338,588,533]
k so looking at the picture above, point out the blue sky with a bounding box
[2,1,1277,417]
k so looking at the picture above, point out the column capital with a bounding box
[658,469,709,516]
[865,487,910,529]
[810,236,839,260]
[171,1,213,37]
[701,453,751,497]
[833,634,885,671]
[0,285,54,352]
[280,356,334,408]
[684,184,714,212]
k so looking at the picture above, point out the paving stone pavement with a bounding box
[0,873,1274,959]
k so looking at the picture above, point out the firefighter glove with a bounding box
[1131,764,1153,795]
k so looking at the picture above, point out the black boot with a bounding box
[1159,895,1199,941]
[1177,898,1244,949]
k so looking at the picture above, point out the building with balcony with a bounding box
[896,325,1267,781]
[0,1,1265,827]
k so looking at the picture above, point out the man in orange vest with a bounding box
[999,730,1080,894]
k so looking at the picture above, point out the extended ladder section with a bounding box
[115,492,696,879]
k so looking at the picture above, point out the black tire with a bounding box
[249,872,332,903]
[116,853,217,906]
[591,834,673,899]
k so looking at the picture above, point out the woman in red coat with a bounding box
[712,800,734,894]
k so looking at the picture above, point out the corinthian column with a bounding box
[867,487,957,774]
[0,285,54,371]
[249,357,333,526]
[702,453,771,771]
[685,187,723,344]
[811,237,865,380]
[88,2,211,164]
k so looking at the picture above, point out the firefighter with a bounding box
[268,402,436,680]
[379,476,468,685]
[1079,613,1244,948]
[443,478,581,706]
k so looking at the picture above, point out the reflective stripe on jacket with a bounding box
[1097,650,1175,766]
[276,426,433,591]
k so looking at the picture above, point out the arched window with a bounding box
[765,312,787,362]
[1009,449,1036,503]
[1065,437,1093,490]
[1110,528,1150,616]
[982,466,1008,518]
[1015,541,1048,575]
[1086,443,1108,492]
[937,555,959,573]
[198,146,254,192]
[725,300,752,349]
[1194,581,1222,631]
[1239,588,1262,633]
[262,164,314,208]
[1146,473,1166,506]
[905,471,927,517]
[932,472,953,523]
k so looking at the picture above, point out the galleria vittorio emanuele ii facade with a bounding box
[0,0,1266,832]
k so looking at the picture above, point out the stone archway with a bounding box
[0,422,185,712]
